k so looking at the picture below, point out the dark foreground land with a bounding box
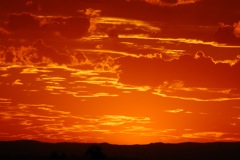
[0,140,239,160]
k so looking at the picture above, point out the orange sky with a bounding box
[0,0,240,144]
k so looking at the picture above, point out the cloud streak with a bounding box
[142,0,199,6]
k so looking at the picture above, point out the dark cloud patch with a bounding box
[56,18,90,39]
[42,17,90,39]
[4,50,15,63]
[121,0,240,25]
[0,0,89,15]
[8,12,39,31]
[0,0,27,15]
[214,22,240,44]
[161,0,178,4]
[107,27,119,39]
[144,0,179,6]
[6,12,42,40]
[5,12,90,40]
[0,28,11,36]
[1,0,240,43]
[1,0,240,26]
[33,40,72,64]
[73,51,88,63]
[116,52,240,89]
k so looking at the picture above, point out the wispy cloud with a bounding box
[165,109,184,113]
[183,131,224,139]
[12,79,23,86]
[142,0,199,6]
[97,16,161,34]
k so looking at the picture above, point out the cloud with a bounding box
[79,8,101,33]
[233,21,240,38]
[0,40,73,65]
[8,12,40,31]
[144,0,177,6]
[182,131,224,139]
[6,12,90,40]
[0,99,153,142]
[161,0,178,3]
[20,67,51,74]
[214,22,240,44]
[0,28,11,36]
[1,0,239,44]
[165,109,184,113]
[116,51,240,90]
[0,0,29,14]
[45,16,90,39]
[107,26,119,39]
[12,79,23,86]
[33,40,72,64]
[139,0,199,6]
[0,0,93,15]
[98,115,151,126]
[0,40,90,65]
[96,17,161,38]
[0,45,39,64]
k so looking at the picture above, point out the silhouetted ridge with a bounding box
[0,140,239,160]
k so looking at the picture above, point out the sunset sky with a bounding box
[0,0,240,144]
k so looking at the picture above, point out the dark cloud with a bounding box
[8,12,39,31]
[0,0,88,15]
[107,27,119,39]
[6,12,42,40]
[73,51,88,63]
[0,0,27,15]
[116,52,240,89]
[52,16,90,39]
[1,0,240,45]
[162,0,178,3]
[46,17,90,39]
[214,22,240,44]
[33,40,72,64]
[143,0,179,6]
[4,50,15,63]
[0,27,10,34]
[1,0,240,25]
[94,0,240,43]
[5,12,90,40]
[119,0,240,25]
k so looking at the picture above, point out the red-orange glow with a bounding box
[0,0,240,145]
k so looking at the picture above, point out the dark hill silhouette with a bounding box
[0,140,239,160]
